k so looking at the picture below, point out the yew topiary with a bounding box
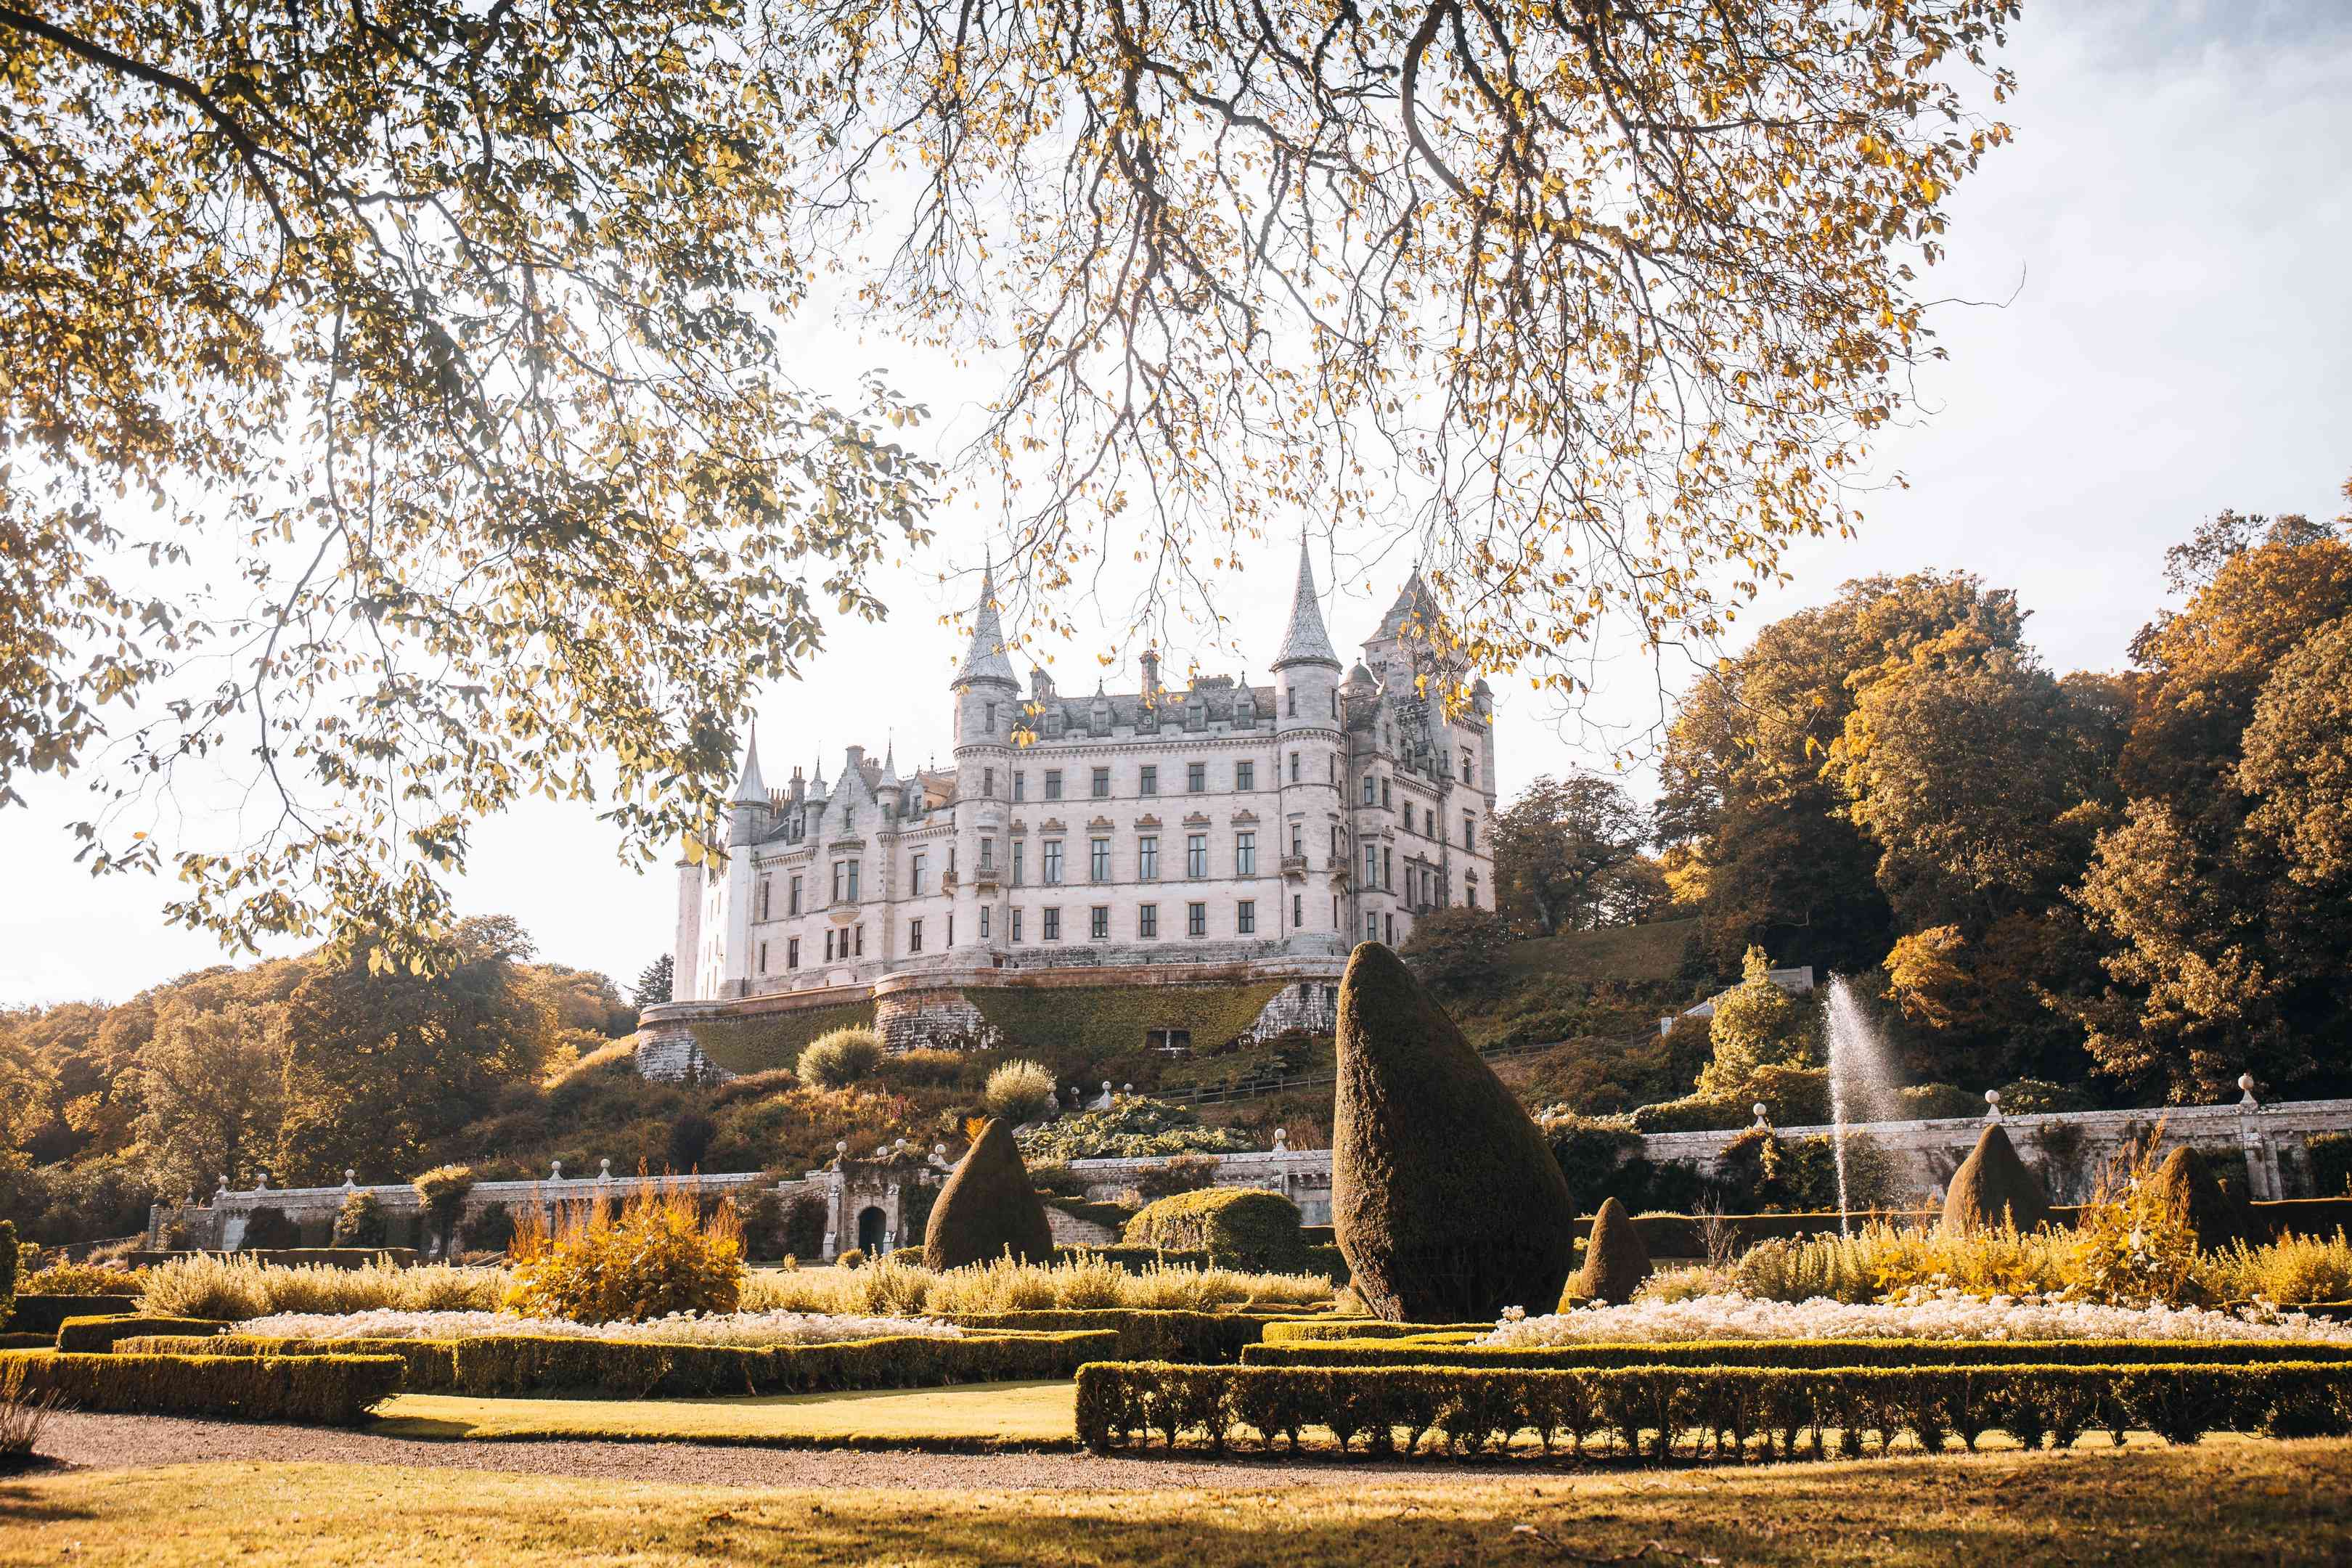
[1569,1196,1651,1306]
[924,1117,1055,1270]
[2149,1147,2253,1252]
[1332,942,1576,1320]
[1941,1123,2052,1235]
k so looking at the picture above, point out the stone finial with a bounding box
[1752,1103,1769,1129]
[2240,1072,2261,1108]
[1984,1089,2002,1122]
[256,1172,269,1191]
[216,1175,229,1196]
[343,1169,357,1188]
[598,1158,613,1179]
[1271,1127,1289,1151]
[550,1160,564,1180]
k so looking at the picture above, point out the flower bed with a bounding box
[231,1308,960,1347]
[1479,1291,2352,1348]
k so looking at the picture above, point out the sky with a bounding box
[2,0,2347,1008]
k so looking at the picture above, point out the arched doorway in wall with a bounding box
[857,1205,888,1254]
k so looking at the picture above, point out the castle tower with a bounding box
[951,561,1018,955]
[1270,537,1346,949]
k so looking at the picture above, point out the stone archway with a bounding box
[856,1204,888,1254]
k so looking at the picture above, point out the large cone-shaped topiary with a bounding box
[923,1117,1055,1270]
[1569,1196,1651,1307]
[2149,1146,2253,1251]
[1333,942,1576,1320]
[1942,1123,2053,1235]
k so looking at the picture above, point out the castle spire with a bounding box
[729,724,768,805]
[954,555,1019,687]
[1270,534,1341,671]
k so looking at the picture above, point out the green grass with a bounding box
[372,1380,1079,1450]
[6,1442,2352,1564]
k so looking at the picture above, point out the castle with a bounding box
[635,542,1497,1079]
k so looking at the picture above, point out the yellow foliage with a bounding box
[503,1183,743,1324]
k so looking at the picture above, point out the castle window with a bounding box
[1148,1028,1191,1053]
[1330,825,1342,861]
[854,924,864,956]
[1235,831,1255,876]
[1328,756,1336,783]
[1090,838,1109,882]
[788,875,803,915]
[1140,764,1158,796]
[1286,687,1296,717]
[984,766,996,797]
[1185,834,1207,878]
[909,918,923,953]
[823,930,834,962]
[1042,907,1061,942]
[1466,873,1479,908]
[910,853,927,896]
[832,860,860,903]
[1384,912,1395,944]
[1381,777,1392,809]
[1292,893,1302,928]
[1139,904,1158,939]
[1330,692,1337,717]
[1013,841,1025,885]
[1237,899,1256,935]
[759,941,768,974]
[1289,751,1299,783]
[1044,769,1063,801]
[758,877,772,921]
[1187,902,1207,937]
[1090,905,1109,939]
[1138,835,1159,881]
[985,701,997,732]
[979,907,990,939]
[1236,760,1254,791]
[1091,766,1111,799]
[1187,761,1206,792]
[1042,840,1064,885]
[980,837,995,870]
[1463,813,1476,852]
[1013,772,1026,801]
[1290,824,1303,857]
[788,937,800,969]
[1012,910,1024,942]
[1364,843,1378,886]
[1383,846,1393,889]
[1461,749,1474,786]
[947,914,954,945]
[1365,911,1379,943]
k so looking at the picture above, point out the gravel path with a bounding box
[34,1411,1442,1491]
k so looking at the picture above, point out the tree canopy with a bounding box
[3,0,2017,960]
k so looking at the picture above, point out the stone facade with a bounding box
[639,542,1495,1079]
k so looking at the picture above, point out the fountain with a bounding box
[1824,974,1902,1235]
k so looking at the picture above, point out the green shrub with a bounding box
[1898,1084,1985,1120]
[504,1184,743,1323]
[1074,1360,2352,1457]
[1943,1123,2052,1235]
[18,1261,142,1297]
[1240,1339,2352,1372]
[1540,1115,1643,1217]
[1016,1100,1251,1162]
[1332,944,1573,1321]
[1694,947,1818,1101]
[1124,1188,1304,1271]
[332,1191,390,1249]
[137,1329,1115,1397]
[411,1165,476,1257]
[1997,1079,2094,1114]
[983,1059,1058,1124]
[0,1350,402,1424]
[924,1117,1055,1270]
[54,1315,230,1354]
[797,1026,883,1089]
[2150,1146,2253,1251]
[1569,1198,1650,1307]
[239,1207,299,1251]
[1132,1153,1223,1199]
[836,1248,867,1269]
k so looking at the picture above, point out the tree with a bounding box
[1397,907,1514,997]
[633,956,676,1011]
[127,1000,287,1201]
[923,1117,1053,1270]
[4,1,2017,959]
[1491,774,1649,936]
[1694,947,1816,1101]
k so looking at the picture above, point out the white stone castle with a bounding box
[640,542,1496,1073]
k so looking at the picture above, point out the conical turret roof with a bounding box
[955,559,1019,687]
[1272,536,1342,671]
[729,725,768,805]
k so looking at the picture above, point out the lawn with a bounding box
[5,1441,2351,1564]
[372,1380,1078,1449]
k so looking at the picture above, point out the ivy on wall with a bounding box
[690,1001,878,1075]
[970,981,1289,1085]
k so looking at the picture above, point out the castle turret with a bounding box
[952,560,1018,954]
[1271,537,1347,950]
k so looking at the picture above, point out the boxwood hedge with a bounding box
[945,1310,1267,1363]
[54,1315,233,1354]
[0,1349,401,1424]
[123,1328,1116,1398]
[1240,1337,2352,1371]
[1075,1360,2352,1457]
[1259,1319,1491,1344]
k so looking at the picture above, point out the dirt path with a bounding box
[34,1410,1438,1491]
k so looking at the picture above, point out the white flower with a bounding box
[1474,1291,2352,1349]
[1500,1305,1527,1323]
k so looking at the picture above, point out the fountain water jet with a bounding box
[1824,975,1902,1235]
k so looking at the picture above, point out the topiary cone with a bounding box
[1941,1122,2053,1235]
[1332,942,1576,1320]
[923,1116,1055,1270]
[2149,1146,2252,1251]
[1570,1196,1651,1307]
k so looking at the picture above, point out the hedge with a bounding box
[1259,1319,1491,1344]
[0,1333,56,1350]
[945,1310,1268,1363]
[1125,1188,1305,1271]
[124,1328,1118,1399]
[0,1349,403,1425]
[690,1001,878,1076]
[55,1315,233,1354]
[4,1294,141,1335]
[1074,1360,2352,1457]
[1241,1338,2352,1372]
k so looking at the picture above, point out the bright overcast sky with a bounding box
[2,0,2346,1008]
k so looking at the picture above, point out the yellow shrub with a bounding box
[2213,1229,2352,1306]
[502,1184,743,1324]
[2067,1132,2211,1307]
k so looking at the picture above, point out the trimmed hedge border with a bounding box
[4,1294,141,1335]
[1241,1337,2352,1371]
[947,1310,1270,1363]
[1074,1360,2352,1457]
[0,1349,401,1425]
[1260,1320,1491,1344]
[0,1333,56,1350]
[55,1315,232,1354]
[123,1328,1117,1398]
